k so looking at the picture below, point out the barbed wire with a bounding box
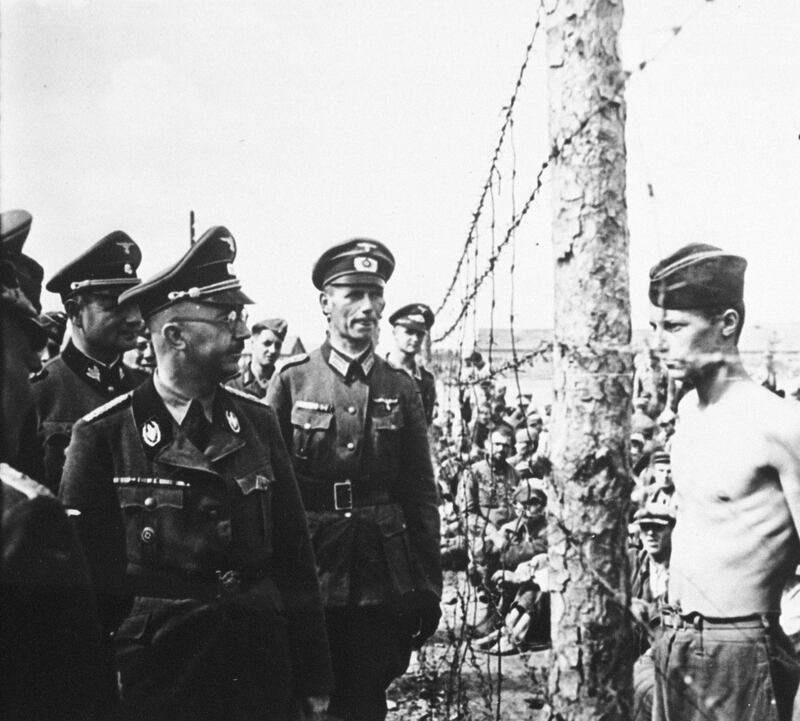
[432,1,715,344]
[432,0,546,318]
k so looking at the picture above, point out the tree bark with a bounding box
[546,1,634,719]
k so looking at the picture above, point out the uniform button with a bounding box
[347,442,355,450]
[144,496,157,509]
[140,526,156,543]
[348,406,356,414]
[304,422,311,430]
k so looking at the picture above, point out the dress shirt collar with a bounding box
[153,369,215,425]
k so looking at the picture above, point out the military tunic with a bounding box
[32,340,145,491]
[226,363,271,399]
[59,377,332,721]
[267,343,441,607]
[267,342,442,720]
[2,463,112,720]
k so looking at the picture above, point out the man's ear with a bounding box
[160,322,185,350]
[319,291,331,318]
[720,308,740,339]
[64,298,82,328]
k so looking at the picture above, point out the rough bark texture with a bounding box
[546,1,634,719]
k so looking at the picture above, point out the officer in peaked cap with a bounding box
[387,303,437,425]
[59,225,332,721]
[267,238,442,721]
[32,229,146,491]
[228,317,289,398]
[1,209,113,720]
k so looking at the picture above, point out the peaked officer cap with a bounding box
[649,243,747,310]
[389,302,434,332]
[634,501,675,527]
[252,317,288,341]
[47,230,142,301]
[1,209,47,346]
[312,238,395,290]
[119,225,253,319]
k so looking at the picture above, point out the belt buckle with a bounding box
[334,480,353,511]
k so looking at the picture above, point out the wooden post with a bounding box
[546,0,634,719]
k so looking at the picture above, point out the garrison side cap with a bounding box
[119,225,253,319]
[1,209,47,346]
[252,317,288,340]
[47,230,142,301]
[312,238,395,290]
[389,302,434,332]
[648,242,747,310]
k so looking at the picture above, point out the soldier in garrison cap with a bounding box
[1,209,113,720]
[228,317,288,398]
[267,238,442,721]
[648,243,800,721]
[59,226,332,721]
[32,230,146,491]
[386,303,437,426]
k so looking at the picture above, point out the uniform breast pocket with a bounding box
[290,405,333,465]
[117,485,186,567]
[234,467,276,553]
[370,403,405,461]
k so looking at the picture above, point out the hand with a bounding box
[398,590,442,649]
[295,694,330,721]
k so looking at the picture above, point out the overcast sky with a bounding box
[2,0,798,353]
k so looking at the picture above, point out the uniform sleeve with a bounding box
[263,405,334,696]
[2,494,112,716]
[59,418,129,631]
[396,379,442,598]
[266,372,293,449]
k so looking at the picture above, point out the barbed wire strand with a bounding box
[433,0,546,318]
[433,3,715,341]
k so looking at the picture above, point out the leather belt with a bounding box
[661,608,777,631]
[127,563,268,601]
[299,479,393,512]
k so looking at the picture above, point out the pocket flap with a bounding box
[236,469,276,495]
[291,405,333,430]
[114,612,151,642]
[371,407,404,431]
[118,486,184,509]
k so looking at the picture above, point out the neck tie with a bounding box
[182,399,211,452]
[347,361,365,383]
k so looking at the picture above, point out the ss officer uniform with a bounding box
[387,303,437,426]
[32,233,147,491]
[267,239,442,721]
[60,228,332,721]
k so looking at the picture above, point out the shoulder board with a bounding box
[82,390,134,423]
[30,367,49,383]
[277,353,310,372]
[222,384,269,405]
[0,463,53,500]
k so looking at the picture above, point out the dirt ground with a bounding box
[386,571,551,721]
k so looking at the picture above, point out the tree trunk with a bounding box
[546,1,634,719]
